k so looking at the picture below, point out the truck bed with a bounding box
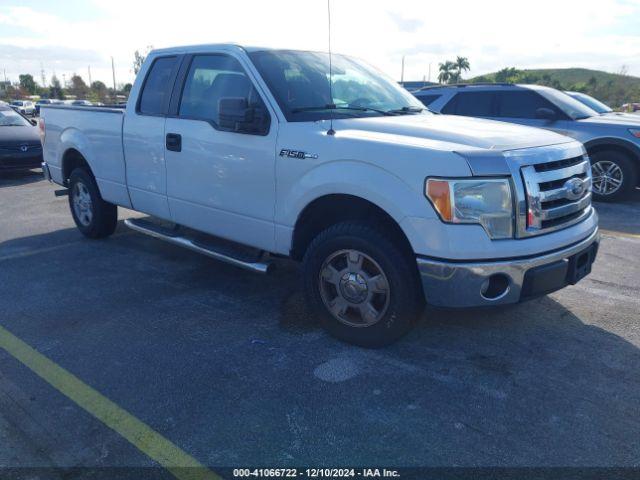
[41,105,131,208]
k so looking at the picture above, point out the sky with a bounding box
[1,0,639,88]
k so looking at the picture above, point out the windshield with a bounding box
[11,101,24,106]
[0,108,31,126]
[537,88,598,120]
[566,92,612,114]
[249,50,428,121]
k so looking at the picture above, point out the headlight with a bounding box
[425,178,514,239]
[629,128,640,139]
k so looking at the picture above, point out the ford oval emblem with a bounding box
[563,177,585,201]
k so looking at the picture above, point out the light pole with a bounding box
[111,57,117,102]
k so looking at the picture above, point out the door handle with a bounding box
[166,133,182,152]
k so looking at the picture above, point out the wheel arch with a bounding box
[290,193,415,263]
[585,138,640,186]
[61,148,93,185]
[585,138,640,161]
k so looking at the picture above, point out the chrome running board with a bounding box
[124,218,273,274]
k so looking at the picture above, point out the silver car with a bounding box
[414,84,640,201]
[10,100,36,117]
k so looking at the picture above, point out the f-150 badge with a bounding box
[279,149,318,159]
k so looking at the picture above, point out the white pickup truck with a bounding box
[41,44,599,347]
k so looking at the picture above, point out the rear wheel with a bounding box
[68,168,118,238]
[303,222,424,348]
[590,150,638,202]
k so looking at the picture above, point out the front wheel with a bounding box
[303,222,424,348]
[590,150,638,202]
[68,168,118,238]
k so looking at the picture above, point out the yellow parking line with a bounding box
[0,324,220,480]
[600,229,640,240]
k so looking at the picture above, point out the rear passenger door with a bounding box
[164,53,277,252]
[441,91,496,119]
[123,55,180,220]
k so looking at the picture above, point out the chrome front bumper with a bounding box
[417,228,599,308]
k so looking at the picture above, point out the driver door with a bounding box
[164,53,278,252]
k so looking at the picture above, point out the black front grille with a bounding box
[0,144,42,153]
[539,172,588,191]
[534,155,584,173]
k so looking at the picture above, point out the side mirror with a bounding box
[535,107,557,121]
[218,97,268,134]
[219,97,253,129]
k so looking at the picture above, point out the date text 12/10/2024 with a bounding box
[232,468,401,478]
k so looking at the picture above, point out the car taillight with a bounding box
[39,118,45,145]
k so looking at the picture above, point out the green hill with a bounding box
[469,68,640,108]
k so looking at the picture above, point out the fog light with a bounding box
[480,274,510,300]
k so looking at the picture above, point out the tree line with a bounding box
[0,48,153,103]
[437,58,639,108]
[0,73,133,103]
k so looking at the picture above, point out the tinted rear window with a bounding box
[415,93,441,107]
[442,91,495,116]
[138,56,178,115]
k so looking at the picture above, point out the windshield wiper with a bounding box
[386,106,425,115]
[291,104,395,116]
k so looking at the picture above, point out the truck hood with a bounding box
[577,114,640,127]
[332,113,573,151]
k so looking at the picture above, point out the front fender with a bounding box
[279,159,438,227]
[583,137,640,162]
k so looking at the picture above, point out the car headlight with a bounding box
[629,128,640,139]
[425,178,514,239]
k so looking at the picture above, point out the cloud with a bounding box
[387,12,424,32]
[0,45,102,64]
[0,0,639,86]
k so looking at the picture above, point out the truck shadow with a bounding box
[0,169,44,188]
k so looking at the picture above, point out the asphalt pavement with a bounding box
[0,170,639,478]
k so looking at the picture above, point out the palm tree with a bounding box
[438,61,456,84]
[454,56,470,83]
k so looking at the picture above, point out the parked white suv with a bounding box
[41,45,599,346]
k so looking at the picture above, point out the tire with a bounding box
[590,150,638,202]
[302,222,424,348]
[68,168,118,238]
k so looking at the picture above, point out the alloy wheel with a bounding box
[72,181,93,226]
[319,249,390,328]
[592,160,623,196]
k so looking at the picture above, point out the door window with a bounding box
[495,91,559,118]
[179,55,270,135]
[442,91,495,117]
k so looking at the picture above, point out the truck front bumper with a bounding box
[417,228,599,308]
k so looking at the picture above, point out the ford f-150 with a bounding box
[41,44,599,347]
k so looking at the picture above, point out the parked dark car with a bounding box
[0,105,43,172]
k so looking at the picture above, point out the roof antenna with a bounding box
[326,0,336,136]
